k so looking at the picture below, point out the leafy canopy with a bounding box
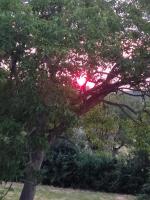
[0,0,149,182]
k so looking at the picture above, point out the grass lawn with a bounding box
[0,183,137,200]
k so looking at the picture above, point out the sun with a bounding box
[77,75,95,89]
[77,76,86,86]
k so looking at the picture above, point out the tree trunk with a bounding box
[19,181,36,200]
[19,121,66,200]
[19,150,44,200]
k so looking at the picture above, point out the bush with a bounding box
[42,140,149,194]
[115,151,149,194]
[74,152,119,192]
[138,170,150,200]
[117,158,147,194]
[42,138,79,187]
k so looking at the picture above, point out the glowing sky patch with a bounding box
[77,76,86,86]
[86,81,95,89]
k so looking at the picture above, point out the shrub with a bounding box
[42,138,79,187]
[116,150,149,194]
[138,170,150,200]
[42,140,149,195]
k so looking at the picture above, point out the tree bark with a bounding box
[19,150,44,200]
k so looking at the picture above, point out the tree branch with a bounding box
[102,100,137,115]
[119,89,144,97]
[102,100,140,123]
[75,81,123,115]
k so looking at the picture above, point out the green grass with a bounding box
[0,183,136,200]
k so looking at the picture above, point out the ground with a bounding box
[0,183,136,200]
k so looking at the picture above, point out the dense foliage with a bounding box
[81,94,150,155]
[0,0,149,199]
[42,140,149,195]
[138,171,150,200]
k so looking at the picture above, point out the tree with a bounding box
[81,103,120,154]
[0,0,149,200]
[81,91,150,155]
